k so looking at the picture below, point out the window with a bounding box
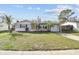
[44,26,47,29]
[0,25,3,27]
[20,24,21,28]
[77,23,79,29]
[0,18,2,22]
[20,24,26,28]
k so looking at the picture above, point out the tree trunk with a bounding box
[8,25,11,33]
[59,23,62,32]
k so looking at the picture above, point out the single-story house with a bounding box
[60,21,79,32]
[15,20,49,32]
[15,16,50,32]
[15,20,32,32]
[0,19,8,31]
[15,17,79,32]
[50,18,79,32]
[15,20,79,32]
[37,23,49,31]
[50,23,60,32]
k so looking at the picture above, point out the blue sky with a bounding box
[0,4,79,22]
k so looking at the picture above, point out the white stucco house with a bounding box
[50,24,60,32]
[50,19,79,32]
[37,23,49,31]
[0,19,8,31]
[15,20,32,32]
[15,17,50,32]
[15,20,49,32]
[15,20,60,32]
[15,16,79,32]
[15,20,79,32]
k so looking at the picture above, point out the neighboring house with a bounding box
[15,17,49,32]
[15,20,32,32]
[50,24,60,32]
[15,19,60,32]
[60,17,79,32]
[0,18,13,32]
[51,17,79,32]
[15,20,49,32]
[0,19,8,31]
[0,22,8,31]
[37,23,49,31]
[0,16,8,31]
[15,17,79,32]
[60,18,79,32]
[15,20,79,32]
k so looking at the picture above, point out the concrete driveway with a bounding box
[60,33,79,41]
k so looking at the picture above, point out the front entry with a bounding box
[25,24,29,31]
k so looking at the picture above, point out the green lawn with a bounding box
[0,32,79,51]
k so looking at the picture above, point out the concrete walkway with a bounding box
[60,33,79,41]
[0,50,79,55]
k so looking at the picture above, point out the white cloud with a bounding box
[75,4,79,7]
[45,5,73,15]
[0,11,6,13]
[45,9,65,15]
[0,11,6,15]
[27,7,33,10]
[57,5,73,9]
[0,11,12,16]
[74,5,79,13]
[75,8,79,11]
[14,5,24,8]
[27,7,41,10]
[75,8,79,14]
[45,9,60,14]
[36,7,40,10]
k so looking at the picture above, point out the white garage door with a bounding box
[51,25,59,32]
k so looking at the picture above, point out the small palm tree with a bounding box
[31,21,37,30]
[4,15,12,33]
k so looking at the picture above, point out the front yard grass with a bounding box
[70,32,79,36]
[0,32,79,51]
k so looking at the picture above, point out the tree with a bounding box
[31,21,37,30]
[4,15,12,33]
[58,9,75,23]
[44,21,54,31]
[58,9,75,32]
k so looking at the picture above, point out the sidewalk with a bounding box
[0,50,79,55]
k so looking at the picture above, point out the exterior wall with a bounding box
[0,23,8,31]
[77,23,79,31]
[38,24,48,31]
[15,21,79,32]
[61,22,78,31]
[51,25,59,32]
[15,22,32,31]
